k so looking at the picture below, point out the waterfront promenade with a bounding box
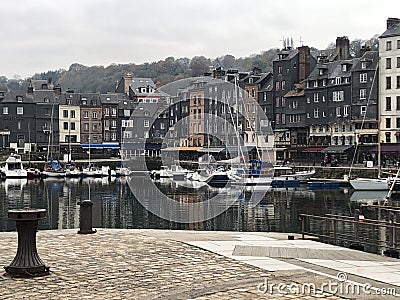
[0,229,399,299]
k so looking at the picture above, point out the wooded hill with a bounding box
[2,37,378,93]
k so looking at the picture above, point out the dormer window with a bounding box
[319,69,324,75]
[41,84,48,89]
[361,62,367,69]
[16,95,23,102]
[44,97,50,103]
[342,64,347,72]
[249,78,253,84]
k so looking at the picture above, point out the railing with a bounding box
[299,212,400,255]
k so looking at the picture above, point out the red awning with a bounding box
[303,147,326,153]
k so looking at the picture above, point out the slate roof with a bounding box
[59,92,81,106]
[2,91,35,103]
[129,78,156,92]
[100,93,119,104]
[380,23,400,38]
[352,51,379,72]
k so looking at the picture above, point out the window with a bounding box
[144,120,150,128]
[397,40,400,49]
[322,111,326,117]
[160,123,165,130]
[333,91,344,101]
[307,97,310,103]
[386,97,392,111]
[3,107,8,115]
[71,110,75,118]
[92,135,98,143]
[397,118,400,128]
[92,124,98,131]
[386,118,391,129]
[92,111,98,119]
[281,98,285,107]
[386,132,391,143]
[63,122,68,130]
[17,107,23,115]
[84,123,89,131]
[397,57,400,68]
[336,107,341,117]
[335,77,341,85]
[275,114,280,124]
[386,58,392,69]
[386,76,391,89]
[281,114,286,124]
[275,97,279,108]
[314,80,318,87]
[112,108,117,116]
[313,93,319,102]
[278,66,282,74]
[104,108,110,116]
[360,89,367,99]
[111,120,117,128]
[83,111,89,118]
[361,106,367,115]
[111,132,117,140]
[397,96,400,110]
[342,64,347,72]
[344,105,349,117]
[360,73,367,83]
[144,131,149,139]
[387,41,392,50]
[16,96,23,102]
[63,110,68,118]
[361,62,367,69]
[314,108,319,118]
[70,122,75,130]
[397,76,400,89]
[17,121,21,130]
[292,101,298,109]
[275,82,280,91]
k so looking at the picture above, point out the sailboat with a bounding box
[349,63,391,191]
[43,104,66,178]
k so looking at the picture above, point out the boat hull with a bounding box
[350,178,389,191]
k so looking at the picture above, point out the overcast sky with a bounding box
[0,0,396,78]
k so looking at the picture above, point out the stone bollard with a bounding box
[4,208,50,277]
[78,200,96,234]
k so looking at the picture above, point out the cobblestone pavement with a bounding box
[0,229,387,299]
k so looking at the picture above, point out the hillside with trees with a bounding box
[5,36,379,93]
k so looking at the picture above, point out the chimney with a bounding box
[359,45,371,57]
[387,17,400,29]
[124,73,133,95]
[298,46,311,81]
[335,36,351,61]
[53,84,62,95]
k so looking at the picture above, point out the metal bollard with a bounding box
[4,208,50,277]
[78,200,96,234]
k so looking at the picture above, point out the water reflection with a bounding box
[0,177,395,233]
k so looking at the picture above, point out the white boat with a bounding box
[188,166,230,187]
[42,158,66,178]
[0,154,28,178]
[151,165,190,180]
[65,165,82,178]
[349,178,390,191]
[273,166,315,182]
[101,165,116,176]
[115,167,132,177]
[82,164,103,177]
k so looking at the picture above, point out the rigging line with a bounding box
[347,61,379,179]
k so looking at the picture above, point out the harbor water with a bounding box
[0,176,396,233]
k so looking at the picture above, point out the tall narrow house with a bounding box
[379,18,400,149]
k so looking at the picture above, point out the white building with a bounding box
[379,18,400,144]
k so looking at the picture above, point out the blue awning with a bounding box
[81,143,120,149]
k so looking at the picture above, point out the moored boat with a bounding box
[0,154,28,178]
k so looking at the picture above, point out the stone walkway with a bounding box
[0,229,397,299]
